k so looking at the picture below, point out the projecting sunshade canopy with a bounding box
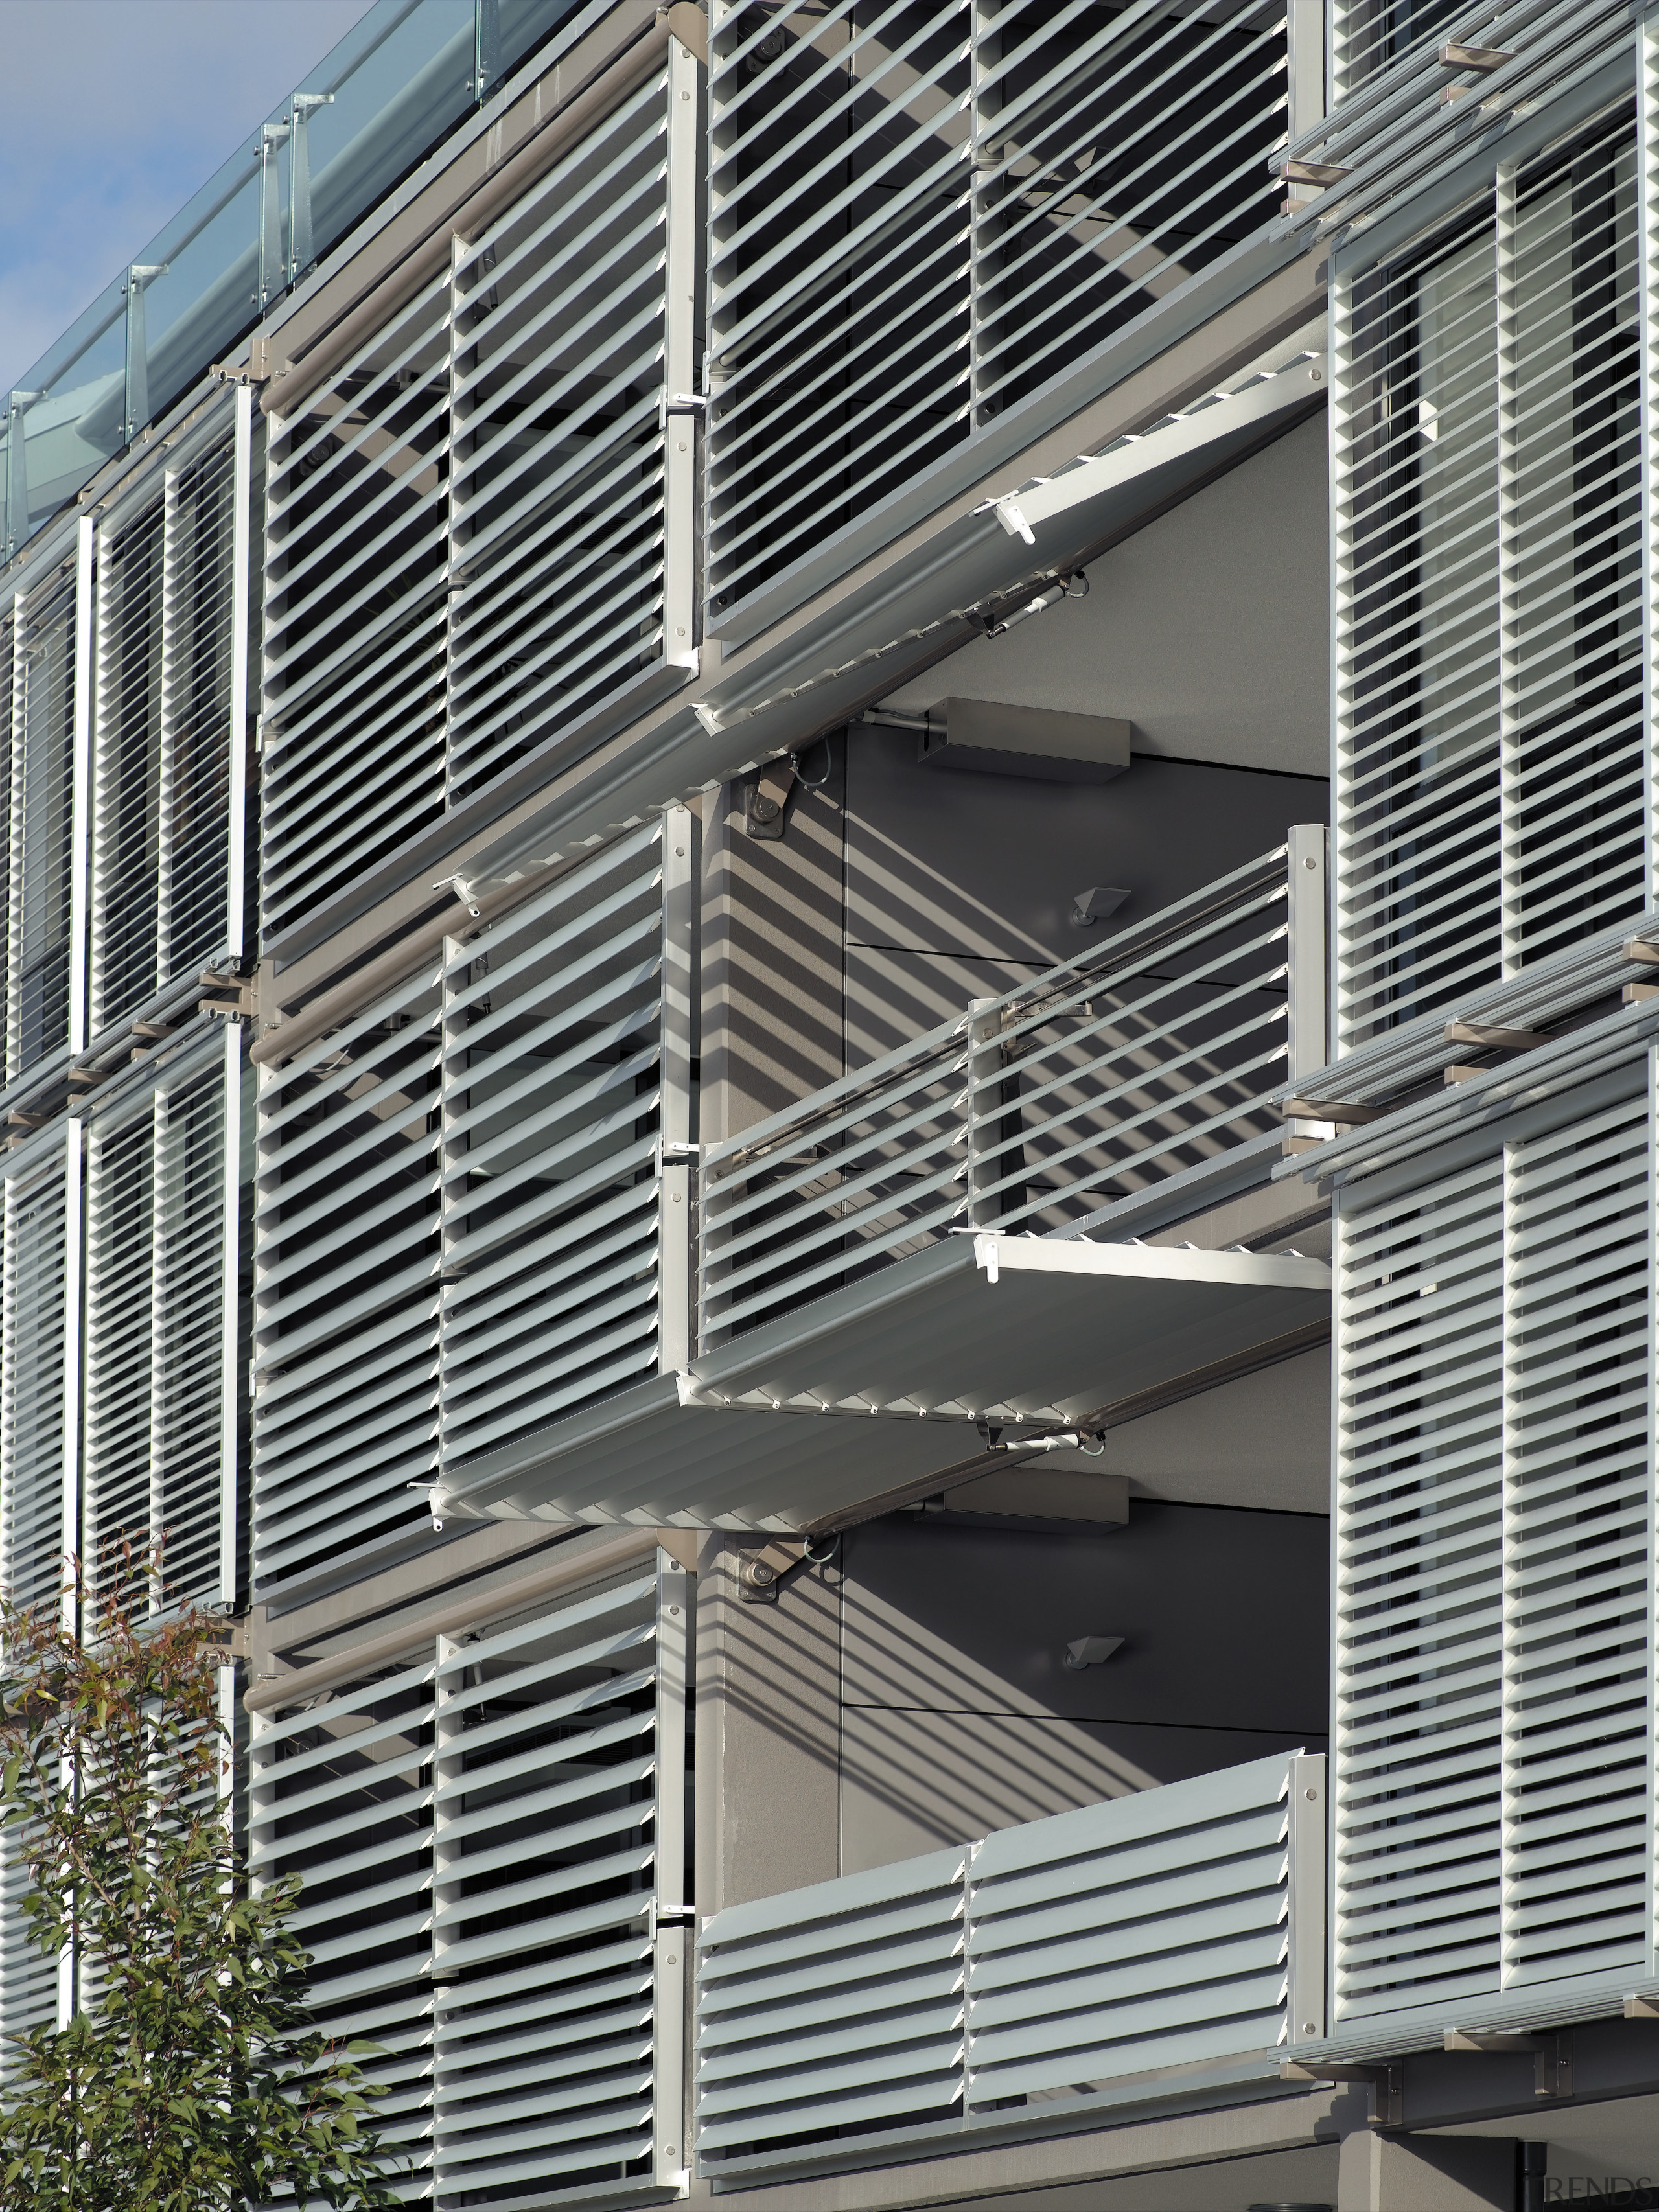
[435,1233,1330,1532]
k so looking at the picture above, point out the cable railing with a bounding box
[699,842,1320,1348]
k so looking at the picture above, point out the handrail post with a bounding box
[965,999,1003,1228]
[1285,825,1330,1154]
[1284,1751,1328,2045]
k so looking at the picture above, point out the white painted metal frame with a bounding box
[250,1552,692,2206]
[1332,91,1645,1051]
[1326,1060,1656,2044]
[697,1749,1323,2175]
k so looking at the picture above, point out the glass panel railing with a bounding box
[3,0,594,562]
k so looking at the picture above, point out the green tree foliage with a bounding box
[0,1564,399,2209]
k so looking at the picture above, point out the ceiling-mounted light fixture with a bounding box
[1071,886,1130,930]
[1063,1635,1124,1670]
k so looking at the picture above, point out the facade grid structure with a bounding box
[6,0,1659,2204]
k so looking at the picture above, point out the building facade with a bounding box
[1,0,1657,2203]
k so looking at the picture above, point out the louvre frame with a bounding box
[253,820,676,1598]
[260,62,699,951]
[8,542,84,1084]
[1331,1057,1658,2033]
[87,391,250,1049]
[704,0,1289,625]
[82,1020,244,1622]
[1332,93,1647,1052]
[0,1123,80,1631]
[250,1551,691,2208]
[696,1750,1321,2175]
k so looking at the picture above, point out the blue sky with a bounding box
[0,0,373,398]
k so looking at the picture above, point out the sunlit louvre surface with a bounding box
[1334,1076,1653,2027]
[83,1031,241,1618]
[261,67,686,946]
[250,1556,688,2208]
[91,426,242,1042]
[697,1751,1319,2171]
[705,0,1286,621]
[252,822,666,1596]
[1334,105,1642,1048]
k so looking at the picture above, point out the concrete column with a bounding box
[1338,2131,1518,2211]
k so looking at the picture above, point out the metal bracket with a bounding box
[743,762,796,840]
[1279,2060,1402,2128]
[1443,2029,1571,2098]
[737,1540,808,1603]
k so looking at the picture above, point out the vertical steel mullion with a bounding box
[653,1549,691,2187]
[432,1630,463,2202]
[1284,1751,1328,2043]
[68,520,93,1060]
[437,935,469,1483]
[1285,0,1325,141]
[227,386,253,967]
[1286,826,1329,1149]
[665,40,701,671]
[659,810,695,1374]
[1495,161,1523,978]
[218,1020,242,1612]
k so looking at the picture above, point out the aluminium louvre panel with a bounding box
[1332,101,1644,1053]
[9,553,79,1083]
[1327,1061,1656,2037]
[251,820,667,1598]
[704,0,1288,632]
[695,1750,1310,2174]
[89,423,243,1047]
[82,1022,242,1620]
[249,1554,689,2207]
[1284,0,1634,226]
[0,1127,77,1622]
[259,65,693,954]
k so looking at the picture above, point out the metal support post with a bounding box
[69,518,93,1058]
[966,998,1004,1226]
[664,28,702,671]
[653,1550,691,2187]
[123,266,167,442]
[288,93,333,279]
[659,809,697,1373]
[258,125,290,312]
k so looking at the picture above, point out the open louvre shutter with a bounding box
[249,1554,689,2208]
[260,273,452,943]
[91,485,167,1034]
[251,961,444,1596]
[704,0,1287,623]
[1333,105,1644,1050]
[261,69,694,952]
[439,821,666,1482]
[251,1650,438,2206]
[434,1556,688,2204]
[1501,1090,1652,1987]
[1335,1149,1506,2022]
[1334,1065,1659,2032]
[447,65,684,804]
[9,559,78,1079]
[83,1026,241,1617]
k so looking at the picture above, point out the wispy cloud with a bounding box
[0,0,371,395]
